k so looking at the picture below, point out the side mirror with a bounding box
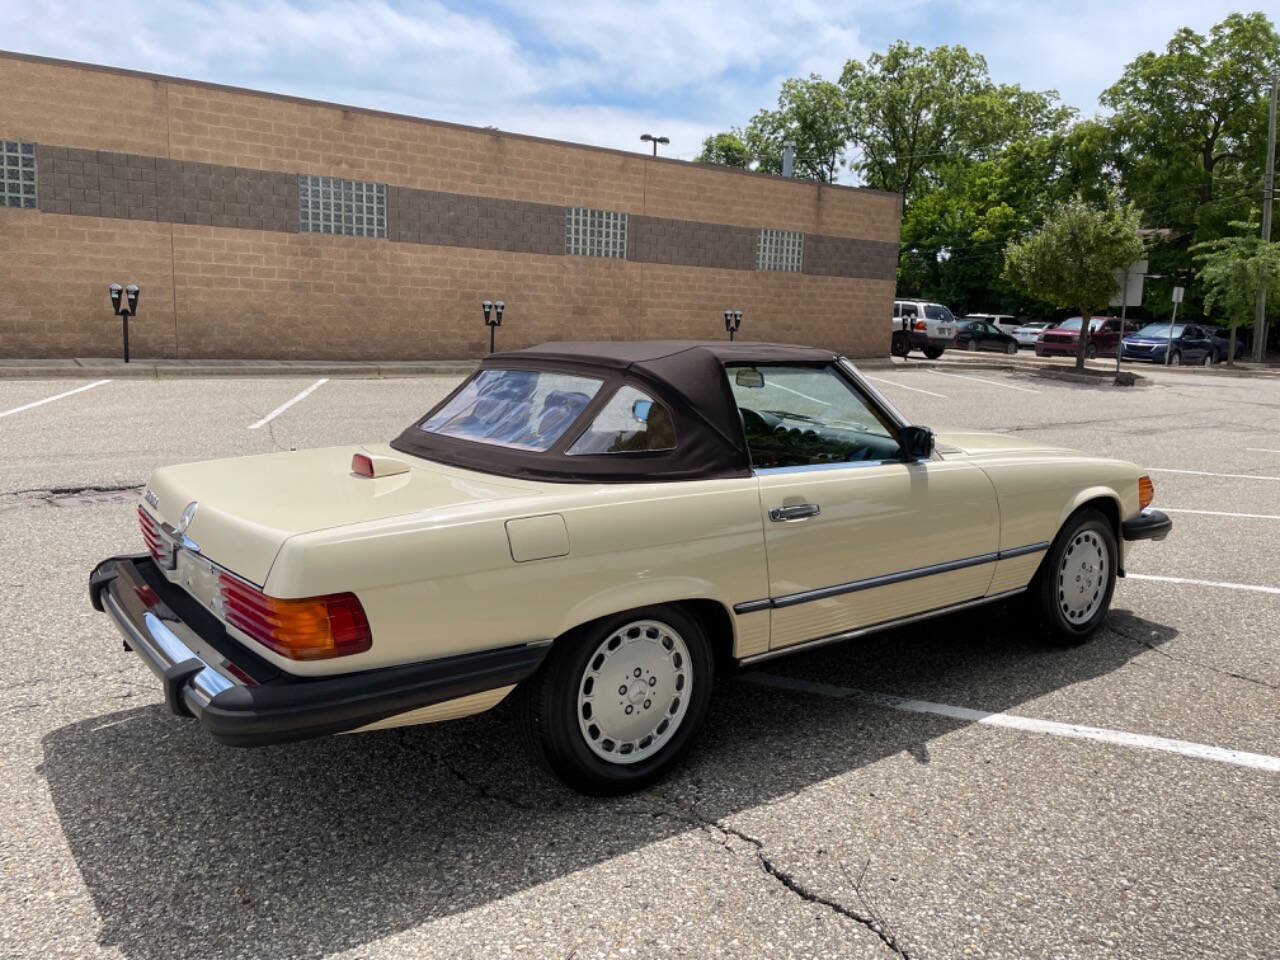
[735,368,765,388]
[901,425,934,461]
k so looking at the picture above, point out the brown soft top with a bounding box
[391,340,840,483]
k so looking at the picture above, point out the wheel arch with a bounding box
[1045,488,1124,577]
[553,589,738,667]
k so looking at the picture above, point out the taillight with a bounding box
[1138,475,1154,511]
[351,453,374,477]
[217,573,372,660]
[138,506,164,562]
[913,320,926,331]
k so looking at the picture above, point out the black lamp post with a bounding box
[482,299,505,353]
[108,283,140,362]
[640,133,669,157]
[723,308,742,341]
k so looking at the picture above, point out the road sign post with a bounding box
[1165,286,1184,365]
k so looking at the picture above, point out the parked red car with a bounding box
[1036,317,1140,359]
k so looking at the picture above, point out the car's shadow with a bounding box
[42,603,1175,960]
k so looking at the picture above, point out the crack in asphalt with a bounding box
[1108,620,1280,691]
[2,482,143,498]
[643,790,914,959]
[392,730,539,811]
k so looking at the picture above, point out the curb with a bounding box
[0,359,481,379]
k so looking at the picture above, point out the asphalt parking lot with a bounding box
[2,361,1278,959]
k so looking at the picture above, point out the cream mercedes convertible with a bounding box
[90,341,1171,793]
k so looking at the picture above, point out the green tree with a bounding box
[740,76,850,181]
[1102,13,1280,322]
[1192,221,1280,364]
[1004,196,1145,369]
[694,132,750,168]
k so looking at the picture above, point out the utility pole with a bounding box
[1255,76,1278,362]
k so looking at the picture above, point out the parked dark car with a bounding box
[1206,326,1249,362]
[955,319,1020,354]
[1121,323,1218,365]
[1036,317,1140,359]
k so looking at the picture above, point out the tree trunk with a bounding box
[1228,325,1237,368]
[1075,308,1091,371]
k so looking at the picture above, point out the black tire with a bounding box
[1169,350,1181,366]
[1085,342,1098,360]
[923,346,945,359]
[513,605,714,795]
[1005,341,1018,355]
[967,339,978,352]
[1031,508,1118,646]
[1202,351,1214,366]
[891,333,908,357]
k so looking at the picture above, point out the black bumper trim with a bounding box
[90,555,550,747]
[1122,508,1172,542]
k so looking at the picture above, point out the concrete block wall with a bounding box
[0,51,902,360]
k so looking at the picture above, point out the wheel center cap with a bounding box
[628,680,647,704]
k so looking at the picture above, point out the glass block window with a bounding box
[1,141,37,209]
[757,229,804,272]
[298,175,386,237]
[565,207,628,259]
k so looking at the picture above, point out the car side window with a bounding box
[566,385,676,455]
[727,364,903,469]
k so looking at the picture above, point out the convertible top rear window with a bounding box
[421,369,602,452]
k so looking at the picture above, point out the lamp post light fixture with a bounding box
[482,299,505,353]
[640,133,669,157]
[723,308,742,341]
[107,282,140,363]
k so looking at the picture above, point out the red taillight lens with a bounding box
[351,453,374,477]
[913,320,926,331]
[218,573,372,660]
[138,506,164,562]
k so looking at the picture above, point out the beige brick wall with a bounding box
[0,53,901,360]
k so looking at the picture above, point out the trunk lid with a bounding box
[143,444,540,585]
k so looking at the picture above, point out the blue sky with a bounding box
[9,1,1277,178]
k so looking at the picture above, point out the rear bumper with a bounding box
[1122,509,1172,542]
[89,555,549,747]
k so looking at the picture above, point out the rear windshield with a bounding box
[421,368,602,451]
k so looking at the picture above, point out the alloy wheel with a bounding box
[577,619,692,764]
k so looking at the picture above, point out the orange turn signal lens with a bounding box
[218,573,372,660]
[1138,475,1154,510]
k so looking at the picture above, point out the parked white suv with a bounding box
[893,300,957,359]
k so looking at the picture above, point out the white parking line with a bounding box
[0,379,110,419]
[248,378,329,430]
[742,674,1280,774]
[1125,573,1280,595]
[931,370,1041,394]
[770,382,831,406]
[1162,507,1280,521]
[1146,466,1280,482]
[1246,447,1280,454]
[863,376,949,399]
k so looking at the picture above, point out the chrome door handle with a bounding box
[769,503,820,522]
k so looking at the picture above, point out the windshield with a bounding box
[1135,324,1183,339]
[420,368,602,451]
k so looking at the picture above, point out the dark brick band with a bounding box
[629,215,757,270]
[36,145,297,231]
[802,234,899,280]
[25,142,895,279]
[389,186,562,255]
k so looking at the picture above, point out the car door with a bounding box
[727,363,1001,651]
[1185,326,1211,361]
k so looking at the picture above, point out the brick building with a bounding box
[0,51,902,360]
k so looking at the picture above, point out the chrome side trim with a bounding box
[730,541,1049,615]
[737,588,1026,666]
[754,459,902,476]
[772,552,999,609]
[998,540,1050,559]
